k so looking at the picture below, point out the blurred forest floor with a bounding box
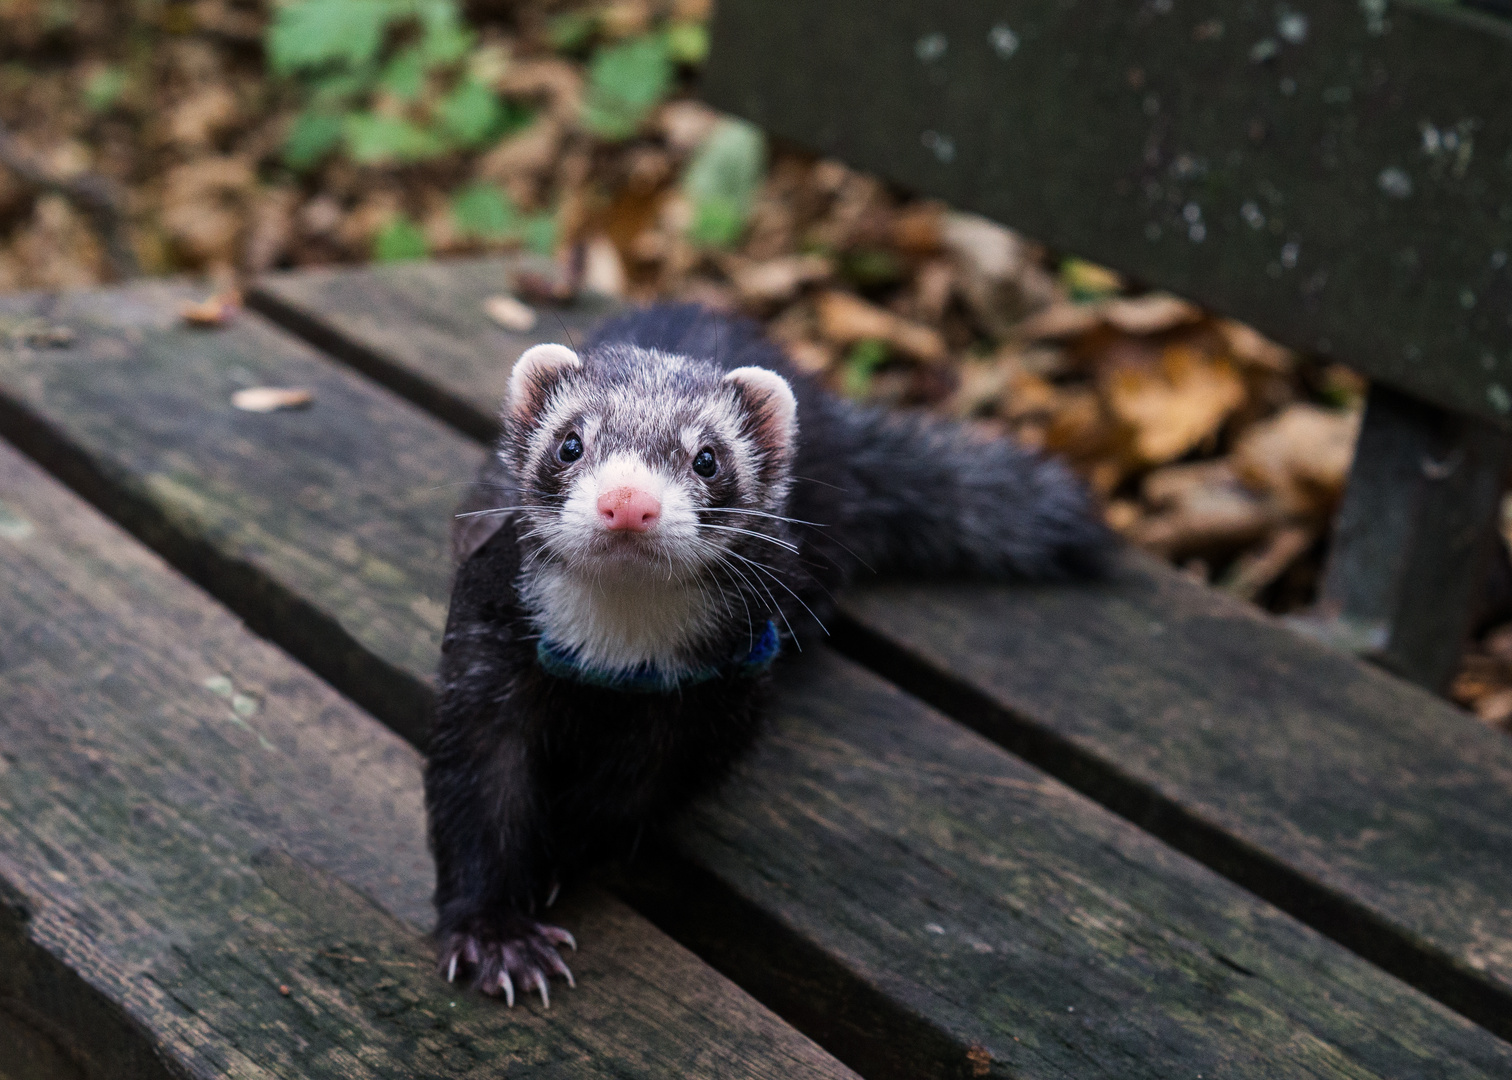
[2,0,1510,727]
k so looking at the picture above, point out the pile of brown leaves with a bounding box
[2,0,1508,728]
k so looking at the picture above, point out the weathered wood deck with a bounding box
[0,261,1510,1077]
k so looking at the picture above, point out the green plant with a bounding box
[580,32,675,140]
[841,339,890,399]
[450,182,557,254]
[373,215,429,261]
[268,0,530,171]
[682,118,766,248]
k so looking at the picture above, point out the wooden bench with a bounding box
[698,0,1512,693]
[0,262,1507,1076]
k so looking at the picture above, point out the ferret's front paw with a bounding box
[437,915,577,1006]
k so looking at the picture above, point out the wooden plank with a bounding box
[626,653,1512,1080]
[833,558,1512,1039]
[248,258,615,443]
[11,280,1512,1073]
[1306,383,1512,689]
[244,256,1512,1035]
[0,282,471,747]
[0,438,853,1079]
[700,0,1512,428]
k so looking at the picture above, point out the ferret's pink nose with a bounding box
[597,486,661,532]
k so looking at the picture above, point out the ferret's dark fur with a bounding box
[426,304,1110,1004]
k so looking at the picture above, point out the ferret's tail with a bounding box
[795,399,1114,582]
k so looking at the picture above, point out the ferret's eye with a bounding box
[558,434,584,463]
[692,447,718,478]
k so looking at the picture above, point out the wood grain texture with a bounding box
[249,258,615,442]
[0,437,854,1080]
[244,255,1512,1036]
[833,553,1512,1037]
[1313,384,1512,690]
[0,282,475,746]
[702,0,1512,428]
[629,651,1512,1079]
[12,278,1512,1073]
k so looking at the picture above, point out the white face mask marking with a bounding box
[509,347,798,675]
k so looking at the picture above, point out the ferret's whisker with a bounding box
[698,507,828,527]
[711,550,779,624]
[695,524,800,554]
[455,505,538,519]
[727,550,829,638]
[717,551,801,651]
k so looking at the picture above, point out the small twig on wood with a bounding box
[0,119,139,279]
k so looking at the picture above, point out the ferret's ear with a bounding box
[506,343,581,423]
[723,366,797,453]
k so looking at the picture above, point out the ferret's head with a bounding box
[501,340,798,584]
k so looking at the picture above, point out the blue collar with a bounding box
[536,619,781,694]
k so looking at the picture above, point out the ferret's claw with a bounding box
[546,880,561,908]
[542,925,576,951]
[534,969,550,1008]
[550,953,576,988]
[500,970,515,1008]
[447,955,458,984]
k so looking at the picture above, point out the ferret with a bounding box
[426,303,1110,1005]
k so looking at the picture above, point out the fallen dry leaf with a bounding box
[1233,403,1361,520]
[1103,293,1202,336]
[496,57,584,122]
[582,235,627,299]
[1016,300,1105,341]
[1219,525,1315,600]
[160,156,256,265]
[1127,460,1276,557]
[941,211,1054,335]
[815,290,945,362]
[729,254,832,306]
[181,288,242,327]
[231,386,314,413]
[1216,318,1293,372]
[657,100,721,152]
[1105,345,1246,466]
[483,294,538,332]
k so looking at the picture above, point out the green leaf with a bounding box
[682,118,766,248]
[452,183,518,240]
[665,22,709,65]
[580,33,673,140]
[267,0,407,75]
[373,216,430,262]
[343,112,447,163]
[688,197,746,248]
[283,110,345,170]
[1060,257,1123,302]
[415,0,474,65]
[435,77,502,146]
[521,212,558,256]
[547,10,600,54]
[82,66,129,113]
[378,45,429,102]
[842,339,890,400]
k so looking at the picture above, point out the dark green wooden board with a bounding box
[0,438,852,1079]
[9,280,1512,1073]
[702,0,1512,428]
[247,255,1512,1035]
